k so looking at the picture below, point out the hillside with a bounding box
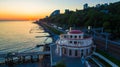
[42,1,120,39]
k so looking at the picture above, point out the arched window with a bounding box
[75,50,78,56]
[69,49,72,56]
[79,36,81,38]
[81,49,83,57]
[74,41,77,44]
[70,35,72,38]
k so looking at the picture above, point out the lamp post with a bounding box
[87,26,91,33]
[105,33,109,50]
[102,32,109,50]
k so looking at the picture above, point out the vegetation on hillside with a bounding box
[42,1,120,39]
[56,61,66,67]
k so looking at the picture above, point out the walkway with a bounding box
[93,52,118,67]
[90,56,103,67]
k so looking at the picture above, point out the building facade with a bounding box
[50,10,60,16]
[83,3,88,10]
[65,9,70,14]
[56,30,96,58]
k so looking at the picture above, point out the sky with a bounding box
[0,0,119,20]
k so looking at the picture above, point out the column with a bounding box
[88,48,90,55]
[83,49,86,56]
[59,46,62,56]
[79,49,81,57]
[72,49,75,57]
[56,46,58,53]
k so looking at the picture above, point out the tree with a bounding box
[103,21,110,32]
[56,61,66,67]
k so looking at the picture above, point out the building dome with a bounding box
[56,30,96,58]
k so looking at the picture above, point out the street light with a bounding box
[101,32,109,50]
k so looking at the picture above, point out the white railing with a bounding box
[57,38,93,47]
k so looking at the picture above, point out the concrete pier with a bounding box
[0,51,50,65]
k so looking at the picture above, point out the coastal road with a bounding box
[43,22,120,60]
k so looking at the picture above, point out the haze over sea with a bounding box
[0,21,52,53]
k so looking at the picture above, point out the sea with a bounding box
[0,21,52,67]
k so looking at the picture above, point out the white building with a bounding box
[50,10,60,16]
[83,3,89,10]
[56,30,96,58]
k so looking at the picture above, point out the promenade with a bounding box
[37,21,120,67]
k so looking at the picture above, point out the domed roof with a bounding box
[69,30,83,34]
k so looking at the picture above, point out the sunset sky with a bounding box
[0,0,119,20]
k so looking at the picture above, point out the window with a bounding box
[64,35,66,38]
[79,36,81,38]
[81,50,83,53]
[75,50,78,56]
[81,50,83,57]
[69,49,72,56]
[70,35,72,38]
[64,48,66,54]
[86,49,89,55]
[74,41,77,44]
[75,36,77,38]
[69,41,72,44]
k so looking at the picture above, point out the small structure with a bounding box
[65,9,70,14]
[83,3,89,10]
[50,10,60,16]
[96,4,101,8]
[56,29,96,58]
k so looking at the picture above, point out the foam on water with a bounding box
[0,21,52,63]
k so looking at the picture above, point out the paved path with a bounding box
[93,52,118,67]
[90,56,103,67]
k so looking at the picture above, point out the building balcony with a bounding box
[56,37,93,48]
[60,34,91,40]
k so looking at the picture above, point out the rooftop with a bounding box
[69,30,83,34]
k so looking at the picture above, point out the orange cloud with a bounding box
[0,13,44,20]
[0,12,48,20]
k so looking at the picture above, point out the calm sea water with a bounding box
[0,21,52,53]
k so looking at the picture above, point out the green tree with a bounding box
[56,61,66,67]
[103,21,110,32]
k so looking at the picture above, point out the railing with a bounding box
[56,38,93,47]
[0,51,50,58]
[83,28,120,46]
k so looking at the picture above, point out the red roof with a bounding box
[69,30,83,34]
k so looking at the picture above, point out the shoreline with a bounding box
[0,21,52,67]
[36,21,120,67]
